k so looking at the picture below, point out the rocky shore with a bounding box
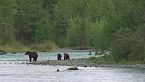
[27,58,145,69]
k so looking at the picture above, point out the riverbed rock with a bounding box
[67,66,79,70]
[0,50,7,55]
[57,69,60,72]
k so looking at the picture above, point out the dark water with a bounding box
[0,52,145,82]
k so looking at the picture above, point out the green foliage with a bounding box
[109,0,145,62]
[87,18,108,49]
[34,16,55,43]
[66,17,88,47]
[0,0,16,45]
[111,28,136,62]
[1,0,145,63]
[14,0,45,43]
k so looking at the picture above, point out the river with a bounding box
[0,52,145,82]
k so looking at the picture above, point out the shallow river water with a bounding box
[0,52,145,82]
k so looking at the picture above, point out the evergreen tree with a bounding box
[14,0,45,43]
[0,0,16,45]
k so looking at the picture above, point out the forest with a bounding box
[0,0,145,62]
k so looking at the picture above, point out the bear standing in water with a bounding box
[64,53,70,60]
[57,53,62,60]
[25,51,38,62]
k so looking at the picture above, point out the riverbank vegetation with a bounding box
[0,0,145,63]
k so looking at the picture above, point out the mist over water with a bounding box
[0,52,145,82]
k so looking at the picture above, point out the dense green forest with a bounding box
[0,0,145,62]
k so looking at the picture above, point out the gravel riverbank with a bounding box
[27,58,145,69]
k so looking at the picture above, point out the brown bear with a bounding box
[57,53,62,60]
[25,51,38,62]
[64,53,70,60]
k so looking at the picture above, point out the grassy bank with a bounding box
[88,55,145,65]
[0,41,58,52]
[0,42,31,52]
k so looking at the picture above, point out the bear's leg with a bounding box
[33,57,37,61]
[29,57,32,62]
